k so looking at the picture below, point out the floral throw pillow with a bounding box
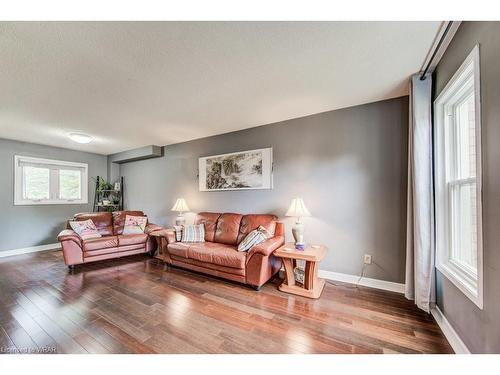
[123,215,148,235]
[69,219,102,240]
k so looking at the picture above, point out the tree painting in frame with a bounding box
[199,148,273,191]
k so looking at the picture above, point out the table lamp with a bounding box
[285,197,311,250]
[171,198,190,226]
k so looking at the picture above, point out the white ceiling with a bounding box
[0,22,441,155]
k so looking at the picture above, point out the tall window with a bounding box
[14,155,88,205]
[434,45,483,308]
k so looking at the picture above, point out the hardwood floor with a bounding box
[0,250,453,354]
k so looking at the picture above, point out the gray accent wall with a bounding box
[119,96,409,283]
[0,138,107,252]
[434,22,500,353]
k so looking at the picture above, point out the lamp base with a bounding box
[175,214,186,226]
[292,221,305,250]
[294,243,305,250]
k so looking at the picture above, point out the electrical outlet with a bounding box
[363,254,372,265]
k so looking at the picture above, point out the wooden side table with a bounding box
[148,229,174,259]
[274,242,327,299]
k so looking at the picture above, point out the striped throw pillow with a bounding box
[181,224,205,242]
[237,225,272,252]
[173,225,183,241]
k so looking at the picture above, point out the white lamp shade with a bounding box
[285,198,311,217]
[171,198,190,212]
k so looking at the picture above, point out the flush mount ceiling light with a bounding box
[68,132,93,144]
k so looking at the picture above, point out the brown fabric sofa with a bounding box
[160,212,285,289]
[57,211,163,267]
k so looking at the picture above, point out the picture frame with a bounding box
[198,148,273,191]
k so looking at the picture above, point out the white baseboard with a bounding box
[430,305,470,354]
[0,243,61,258]
[319,269,405,294]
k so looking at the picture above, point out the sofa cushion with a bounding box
[214,213,243,245]
[84,244,144,258]
[188,242,245,269]
[195,212,221,242]
[168,241,245,269]
[237,214,277,244]
[169,255,246,277]
[118,233,148,246]
[83,236,118,252]
[112,210,145,235]
[72,212,113,236]
[168,242,191,258]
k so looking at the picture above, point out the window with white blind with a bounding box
[434,45,483,308]
[14,155,88,205]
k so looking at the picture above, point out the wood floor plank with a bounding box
[0,250,454,354]
[30,313,88,354]
[0,326,19,354]
[0,321,38,354]
[86,318,156,354]
[9,304,57,352]
[91,302,152,343]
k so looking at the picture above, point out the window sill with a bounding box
[437,262,483,309]
[14,200,88,206]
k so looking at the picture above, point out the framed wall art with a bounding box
[198,148,273,191]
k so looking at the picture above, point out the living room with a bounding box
[1,0,499,372]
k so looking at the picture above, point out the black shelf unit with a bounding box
[93,176,124,212]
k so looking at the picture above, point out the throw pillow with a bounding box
[237,225,272,252]
[257,225,273,238]
[181,224,205,242]
[174,225,183,241]
[122,215,148,235]
[69,219,102,240]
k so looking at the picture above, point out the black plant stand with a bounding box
[93,176,124,212]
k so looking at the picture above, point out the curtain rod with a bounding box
[420,21,453,81]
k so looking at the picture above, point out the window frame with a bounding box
[434,45,483,309]
[14,155,89,206]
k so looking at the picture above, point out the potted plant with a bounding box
[93,177,114,198]
[112,195,121,206]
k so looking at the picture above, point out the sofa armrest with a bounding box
[246,236,285,263]
[57,229,82,246]
[58,229,83,266]
[145,223,163,235]
[148,228,176,244]
[164,230,177,244]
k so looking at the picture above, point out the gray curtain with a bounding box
[405,74,435,312]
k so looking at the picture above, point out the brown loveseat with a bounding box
[57,211,163,268]
[160,212,285,290]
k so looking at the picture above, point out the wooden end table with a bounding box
[148,229,174,259]
[274,242,327,299]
